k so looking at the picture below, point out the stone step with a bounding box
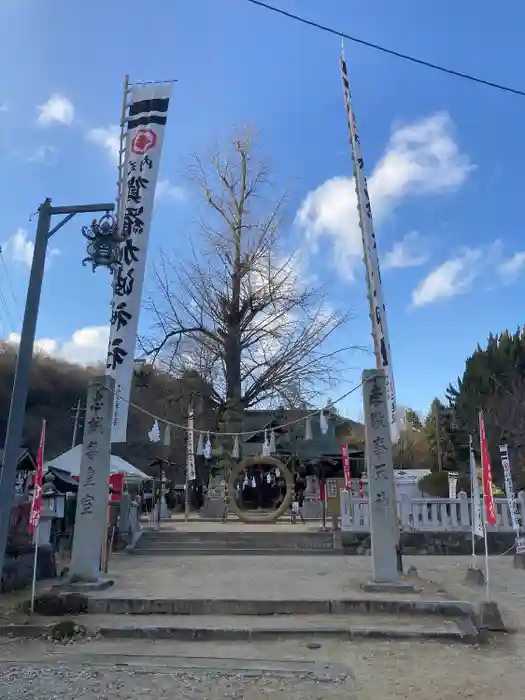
[141,531,334,547]
[1,613,481,643]
[131,547,341,556]
[86,596,479,619]
[134,538,335,548]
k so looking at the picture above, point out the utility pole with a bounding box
[433,402,444,472]
[0,198,115,578]
[71,398,82,449]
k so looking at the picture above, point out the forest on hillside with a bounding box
[0,344,215,476]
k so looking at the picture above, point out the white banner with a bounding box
[470,437,484,538]
[187,409,196,482]
[448,472,458,499]
[107,83,172,442]
[499,444,520,533]
[340,57,398,443]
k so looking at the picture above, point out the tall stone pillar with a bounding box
[69,376,114,583]
[362,369,399,584]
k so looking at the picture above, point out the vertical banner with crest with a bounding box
[107,83,172,442]
[340,55,398,443]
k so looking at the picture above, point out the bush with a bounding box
[48,619,86,641]
[418,470,471,497]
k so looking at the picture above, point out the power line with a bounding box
[0,247,20,334]
[244,0,525,97]
[0,246,19,311]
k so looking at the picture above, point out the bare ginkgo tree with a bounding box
[142,129,359,433]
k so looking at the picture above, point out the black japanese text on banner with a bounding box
[499,444,520,533]
[340,56,398,443]
[187,410,196,482]
[106,83,172,442]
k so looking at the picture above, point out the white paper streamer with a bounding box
[304,417,313,441]
[203,432,212,459]
[320,410,328,435]
[148,420,161,443]
[196,432,204,456]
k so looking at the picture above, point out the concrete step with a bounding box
[0,613,481,643]
[135,532,337,554]
[141,534,334,545]
[136,540,335,549]
[87,596,479,619]
[131,547,341,556]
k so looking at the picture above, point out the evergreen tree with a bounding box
[446,327,525,481]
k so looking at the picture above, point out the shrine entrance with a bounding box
[227,456,294,523]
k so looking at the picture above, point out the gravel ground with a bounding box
[0,666,355,700]
[1,633,524,700]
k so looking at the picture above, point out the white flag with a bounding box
[107,83,172,442]
[499,444,520,533]
[186,410,196,482]
[470,437,484,538]
[340,56,397,443]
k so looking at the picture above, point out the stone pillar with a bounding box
[69,376,114,583]
[362,369,399,585]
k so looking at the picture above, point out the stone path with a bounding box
[3,551,525,697]
[100,552,525,624]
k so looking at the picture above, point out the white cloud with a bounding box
[7,325,109,366]
[87,125,120,165]
[411,247,487,307]
[37,94,74,126]
[27,145,59,163]
[497,251,525,282]
[155,179,187,203]
[295,112,473,279]
[383,231,429,269]
[1,228,60,268]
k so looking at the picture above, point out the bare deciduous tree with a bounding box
[143,129,359,432]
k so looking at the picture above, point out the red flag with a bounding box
[29,420,46,534]
[479,411,497,526]
[340,444,351,489]
[109,472,124,502]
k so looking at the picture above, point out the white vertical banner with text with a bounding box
[187,410,196,482]
[470,436,484,539]
[499,444,520,534]
[107,83,172,442]
[340,55,398,443]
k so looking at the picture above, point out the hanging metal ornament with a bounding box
[304,416,313,441]
[266,473,271,484]
[320,410,329,435]
[262,429,270,456]
[243,475,249,488]
[148,420,161,443]
[232,434,240,459]
[251,476,256,488]
[203,432,212,459]
[196,432,204,456]
[275,468,281,478]
[163,423,171,447]
[269,429,276,454]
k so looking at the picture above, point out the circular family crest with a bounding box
[227,455,294,523]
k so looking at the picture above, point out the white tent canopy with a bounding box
[45,445,151,484]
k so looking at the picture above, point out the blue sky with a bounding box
[1,0,524,423]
